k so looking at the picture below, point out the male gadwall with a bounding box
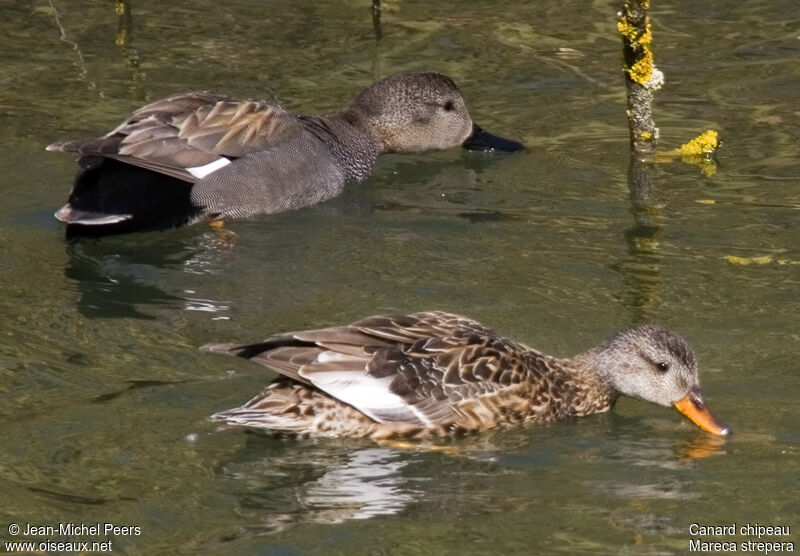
[203,311,730,439]
[48,72,523,237]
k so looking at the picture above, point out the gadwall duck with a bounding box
[203,311,730,439]
[48,72,523,237]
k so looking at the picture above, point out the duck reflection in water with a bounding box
[217,445,415,531]
[64,230,235,319]
[298,448,413,523]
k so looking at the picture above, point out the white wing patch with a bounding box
[300,355,430,426]
[186,157,231,178]
[316,351,355,364]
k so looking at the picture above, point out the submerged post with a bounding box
[372,0,382,42]
[618,0,663,156]
[370,0,383,81]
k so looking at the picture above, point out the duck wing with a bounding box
[203,311,537,429]
[47,91,304,182]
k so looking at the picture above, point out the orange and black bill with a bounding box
[673,386,730,436]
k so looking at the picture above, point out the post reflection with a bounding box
[614,158,664,323]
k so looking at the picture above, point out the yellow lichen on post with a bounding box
[618,0,660,155]
[638,21,653,46]
[617,17,651,45]
[672,130,720,156]
[629,50,654,84]
[617,19,637,40]
[652,130,720,175]
[618,10,656,85]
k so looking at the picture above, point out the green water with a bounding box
[1,0,798,553]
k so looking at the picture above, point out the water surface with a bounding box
[0,0,798,553]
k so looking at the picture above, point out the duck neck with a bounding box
[301,111,382,183]
[560,348,620,413]
[572,344,620,405]
[521,350,617,418]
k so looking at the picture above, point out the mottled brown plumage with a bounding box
[204,311,730,439]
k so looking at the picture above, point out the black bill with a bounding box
[462,123,524,152]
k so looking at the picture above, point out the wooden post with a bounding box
[618,0,663,156]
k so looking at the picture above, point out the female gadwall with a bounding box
[204,311,730,439]
[48,72,522,237]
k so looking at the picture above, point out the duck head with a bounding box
[590,325,730,436]
[349,72,524,154]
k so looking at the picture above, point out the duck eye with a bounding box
[443,100,455,112]
[655,362,670,373]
